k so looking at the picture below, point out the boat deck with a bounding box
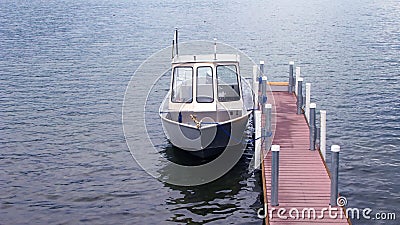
[262,92,350,224]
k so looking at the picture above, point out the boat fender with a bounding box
[262,95,267,104]
[178,112,182,123]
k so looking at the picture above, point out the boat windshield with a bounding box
[216,65,240,102]
[171,66,193,103]
[196,66,214,103]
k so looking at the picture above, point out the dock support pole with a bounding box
[330,145,340,206]
[320,110,327,160]
[296,78,303,115]
[271,145,280,206]
[259,61,264,94]
[261,76,266,157]
[305,83,311,122]
[254,111,262,170]
[295,67,300,96]
[309,103,316,150]
[265,104,272,151]
[260,60,264,74]
[252,65,259,110]
[260,61,265,77]
[288,61,294,93]
[261,76,267,114]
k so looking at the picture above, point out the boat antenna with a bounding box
[174,28,179,57]
[214,38,217,60]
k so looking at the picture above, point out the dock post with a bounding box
[309,103,316,150]
[296,78,303,115]
[260,61,264,77]
[260,76,267,158]
[259,61,264,94]
[265,104,272,151]
[305,83,311,122]
[254,110,262,170]
[320,110,327,160]
[261,76,267,114]
[288,61,294,93]
[330,145,340,206]
[271,145,280,206]
[252,65,259,110]
[295,67,300,96]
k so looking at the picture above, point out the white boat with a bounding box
[159,30,252,158]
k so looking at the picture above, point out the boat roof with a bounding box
[172,54,240,64]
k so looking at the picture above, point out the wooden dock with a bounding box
[261,91,350,224]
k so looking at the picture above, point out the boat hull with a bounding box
[161,112,251,158]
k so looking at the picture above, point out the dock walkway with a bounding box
[262,91,350,224]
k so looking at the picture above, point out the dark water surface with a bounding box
[1,0,398,224]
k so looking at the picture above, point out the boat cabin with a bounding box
[167,54,245,125]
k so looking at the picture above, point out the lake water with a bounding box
[0,0,398,224]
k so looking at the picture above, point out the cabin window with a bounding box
[171,66,193,103]
[216,65,240,102]
[196,66,214,103]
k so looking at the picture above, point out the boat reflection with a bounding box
[158,142,264,224]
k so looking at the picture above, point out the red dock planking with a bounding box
[262,91,350,225]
